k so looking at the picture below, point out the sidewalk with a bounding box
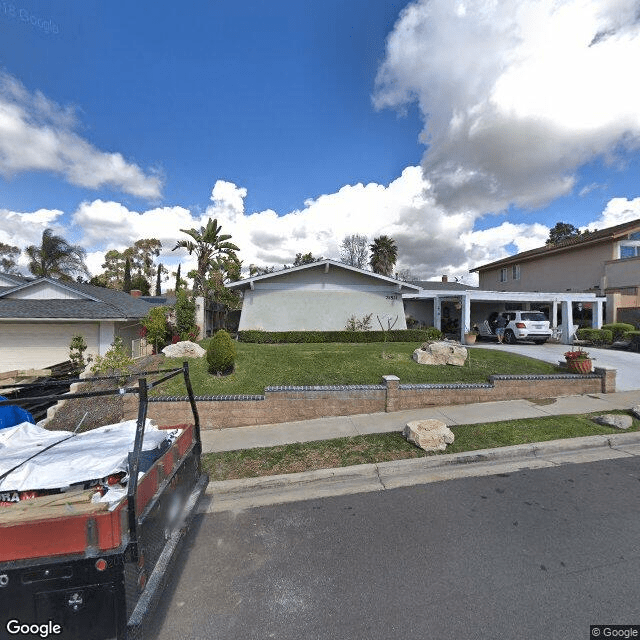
[200,390,640,453]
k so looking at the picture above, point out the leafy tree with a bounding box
[369,235,398,277]
[546,222,582,246]
[128,238,162,283]
[25,228,89,280]
[69,334,90,373]
[130,273,150,296]
[101,249,127,288]
[293,252,322,266]
[340,234,368,269]
[249,264,275,276]
[0,242,20,273]
[122,257,132,292]
[172,218,239,302]
[141,306,172,353]
[174,290,199,341]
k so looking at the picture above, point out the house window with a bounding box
[619,233,640,259]
[512,264,520,280]
[499,268,508,283]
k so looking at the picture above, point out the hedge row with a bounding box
[576,328,613,345]
[601,323,635,342]
[237,328,443,344]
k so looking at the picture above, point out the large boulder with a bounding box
[162,341,206,358]
[592,414,633,430]
[404,419,455,452]
[412,340,467,366]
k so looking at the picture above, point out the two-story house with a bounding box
[471,218,640,325]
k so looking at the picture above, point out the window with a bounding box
[499,268,508,283]
[512,264,520,280]
[619,232,640,259]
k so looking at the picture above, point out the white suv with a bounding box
[498,310,553,345]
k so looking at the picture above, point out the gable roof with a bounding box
[227,259,423,292]
[0,277,157,320]
[409,280,478,291]
[471,217,640,273]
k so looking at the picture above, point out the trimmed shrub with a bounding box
[207,330,236,374]
[601,323,635,342]
[576,328,613,346]
[626,330,640,352]
[237,328,443,344]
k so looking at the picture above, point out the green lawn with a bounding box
[157,342,559,396]
[202,411,640,481]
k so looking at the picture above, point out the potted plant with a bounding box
[564,348,592,374]
[464,327,479,345]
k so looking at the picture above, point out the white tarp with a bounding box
[0,420,178,492]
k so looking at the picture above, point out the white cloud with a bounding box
[0,71,162,199]
[374,0,640,214]
[583,196,640,231]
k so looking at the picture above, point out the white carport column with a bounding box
[461,294,471,344]
[433,296,441,331]
[592,300,603,329]
[551,300,558,330]
[561,301,574,344]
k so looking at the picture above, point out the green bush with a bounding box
[576,328,613,346]
[237,328,443,344]
[601,323,635,342]
[626,330,640,352]
[207,330,236,374]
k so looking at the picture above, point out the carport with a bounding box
[403,289,606,345]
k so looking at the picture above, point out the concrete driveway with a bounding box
[471,341,639,391]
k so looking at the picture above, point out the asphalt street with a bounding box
[151,457,640,640]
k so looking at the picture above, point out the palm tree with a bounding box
[172,218,239,300]
[369,235,398,277]
[25,229,89,280]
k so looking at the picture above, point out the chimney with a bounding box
[441,275,448,283]
[130,289,142,298]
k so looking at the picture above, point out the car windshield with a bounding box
[522,313,547,321]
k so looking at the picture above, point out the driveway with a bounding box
[471,341,639,391]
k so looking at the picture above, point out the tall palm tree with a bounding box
[369,235,398,277]
[25,229,89,281]
[172,218,239,300]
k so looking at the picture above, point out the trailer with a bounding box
[0,363,208,640]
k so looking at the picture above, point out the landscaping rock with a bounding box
[162,341,206,358]
[404,419,455,452]
[631,405,640,420]
[412,340,467,366]
[592,414,633,430]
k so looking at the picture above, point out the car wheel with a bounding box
[504,330,517,344]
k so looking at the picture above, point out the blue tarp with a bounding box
[0,396,35,430]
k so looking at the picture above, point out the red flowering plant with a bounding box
[564,348,590,361]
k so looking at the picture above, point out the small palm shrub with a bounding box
[207,330,236,374]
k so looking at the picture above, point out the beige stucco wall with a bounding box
[479,242,616,292]
[605,256,640,289]
[239,288,407,331]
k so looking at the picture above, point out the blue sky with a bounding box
[1,0,639,284]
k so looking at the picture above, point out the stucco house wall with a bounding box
[229,261,419,332]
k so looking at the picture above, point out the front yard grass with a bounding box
[202,411,640,481]
[157,342,559,396]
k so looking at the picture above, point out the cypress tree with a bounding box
[175,264,181,292]
[123,257,132,292]
[155,264,162,296]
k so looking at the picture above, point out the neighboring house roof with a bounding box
[471,218,640,272]
[0,276,156,320]
[409,280,478,291]
[227,259,423,292]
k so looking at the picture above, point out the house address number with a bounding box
[385,294,398,300]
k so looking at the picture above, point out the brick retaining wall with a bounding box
[124,366,615,430]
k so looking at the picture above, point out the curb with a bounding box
[202,431,640,509]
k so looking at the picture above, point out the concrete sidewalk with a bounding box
[200,390,640,453]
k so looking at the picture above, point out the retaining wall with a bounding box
[123,367,616,430]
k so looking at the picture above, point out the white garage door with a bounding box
[0,322,100,372]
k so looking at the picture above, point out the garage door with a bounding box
[0,323,100,372]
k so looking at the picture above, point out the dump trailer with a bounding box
[0,363,208,640]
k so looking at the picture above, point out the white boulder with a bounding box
[161,341,206,358]
[412,340,467,366]
[404,419,455,452]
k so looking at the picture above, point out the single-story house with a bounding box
[0,274,158,372]
[226,260,421,332]
[470,217,640,324]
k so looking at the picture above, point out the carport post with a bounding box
[593,299,603,329]
[561,300,574,344]
[461,294,471,344]
[433,296,442,331]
